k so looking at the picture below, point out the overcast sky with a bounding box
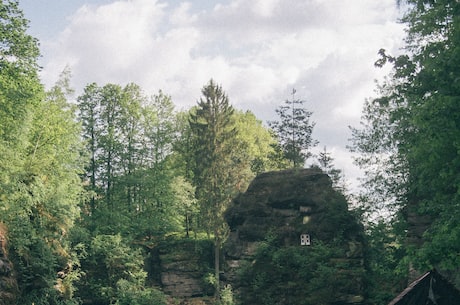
[19,0,406,191]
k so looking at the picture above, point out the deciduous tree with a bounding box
[77,83,183,237]
[1,3,86,303]
[350,0,460,278]
[234,110,284,177]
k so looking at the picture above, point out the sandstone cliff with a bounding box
[223,168,366,304]
[148,238,213,299]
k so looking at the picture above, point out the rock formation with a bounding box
[223,168,366,304]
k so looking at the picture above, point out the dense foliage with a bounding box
[350,0,460,299]
[76,234,167,305]
[77,83,183,237]
[0,2,85,304]
[237,231,364,305]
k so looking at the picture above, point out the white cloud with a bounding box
[42,0,168,87]
[169,2,197,26]
[38,0,406,191]
[252,0,280,18]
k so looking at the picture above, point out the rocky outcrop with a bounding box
[223,168,366,304]
[0,223,17,305]
[150,238,213,298]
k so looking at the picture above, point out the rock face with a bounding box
[223,168,366,304]
[0,223,17,305]
[149,238,213,298]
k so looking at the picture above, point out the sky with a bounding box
[19,0,407,191]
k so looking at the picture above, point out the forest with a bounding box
[1,0,460,304]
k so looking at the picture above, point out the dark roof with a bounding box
[388,269,460,305]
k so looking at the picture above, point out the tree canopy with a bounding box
[350,0,460,275]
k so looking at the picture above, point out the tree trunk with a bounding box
[214,236,220,298]
[185,213,190,238]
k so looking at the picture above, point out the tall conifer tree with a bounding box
[188,80,240,297]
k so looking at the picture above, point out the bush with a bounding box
[219,284,235,305]
[77,234,167,305]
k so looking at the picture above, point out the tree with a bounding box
[364,219,407,304]
[233,110,285,176]
[131,91,183,238]
[5,69,85,304]
[141,91,177,210]
[0,0,41,142]
[316,146,345,191]
[98,84,125,210]
[117,83,145,213]
[350,0,460,278]
[77,83,101,213]
[1,3,86,303]
[0,0,42,200]
[77,83,183,237]
[269,89,317,168]
[171,176,198,238]
[188,80,241,297]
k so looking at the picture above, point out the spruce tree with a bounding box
[269,89,317,168]
[188,80,240,297]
